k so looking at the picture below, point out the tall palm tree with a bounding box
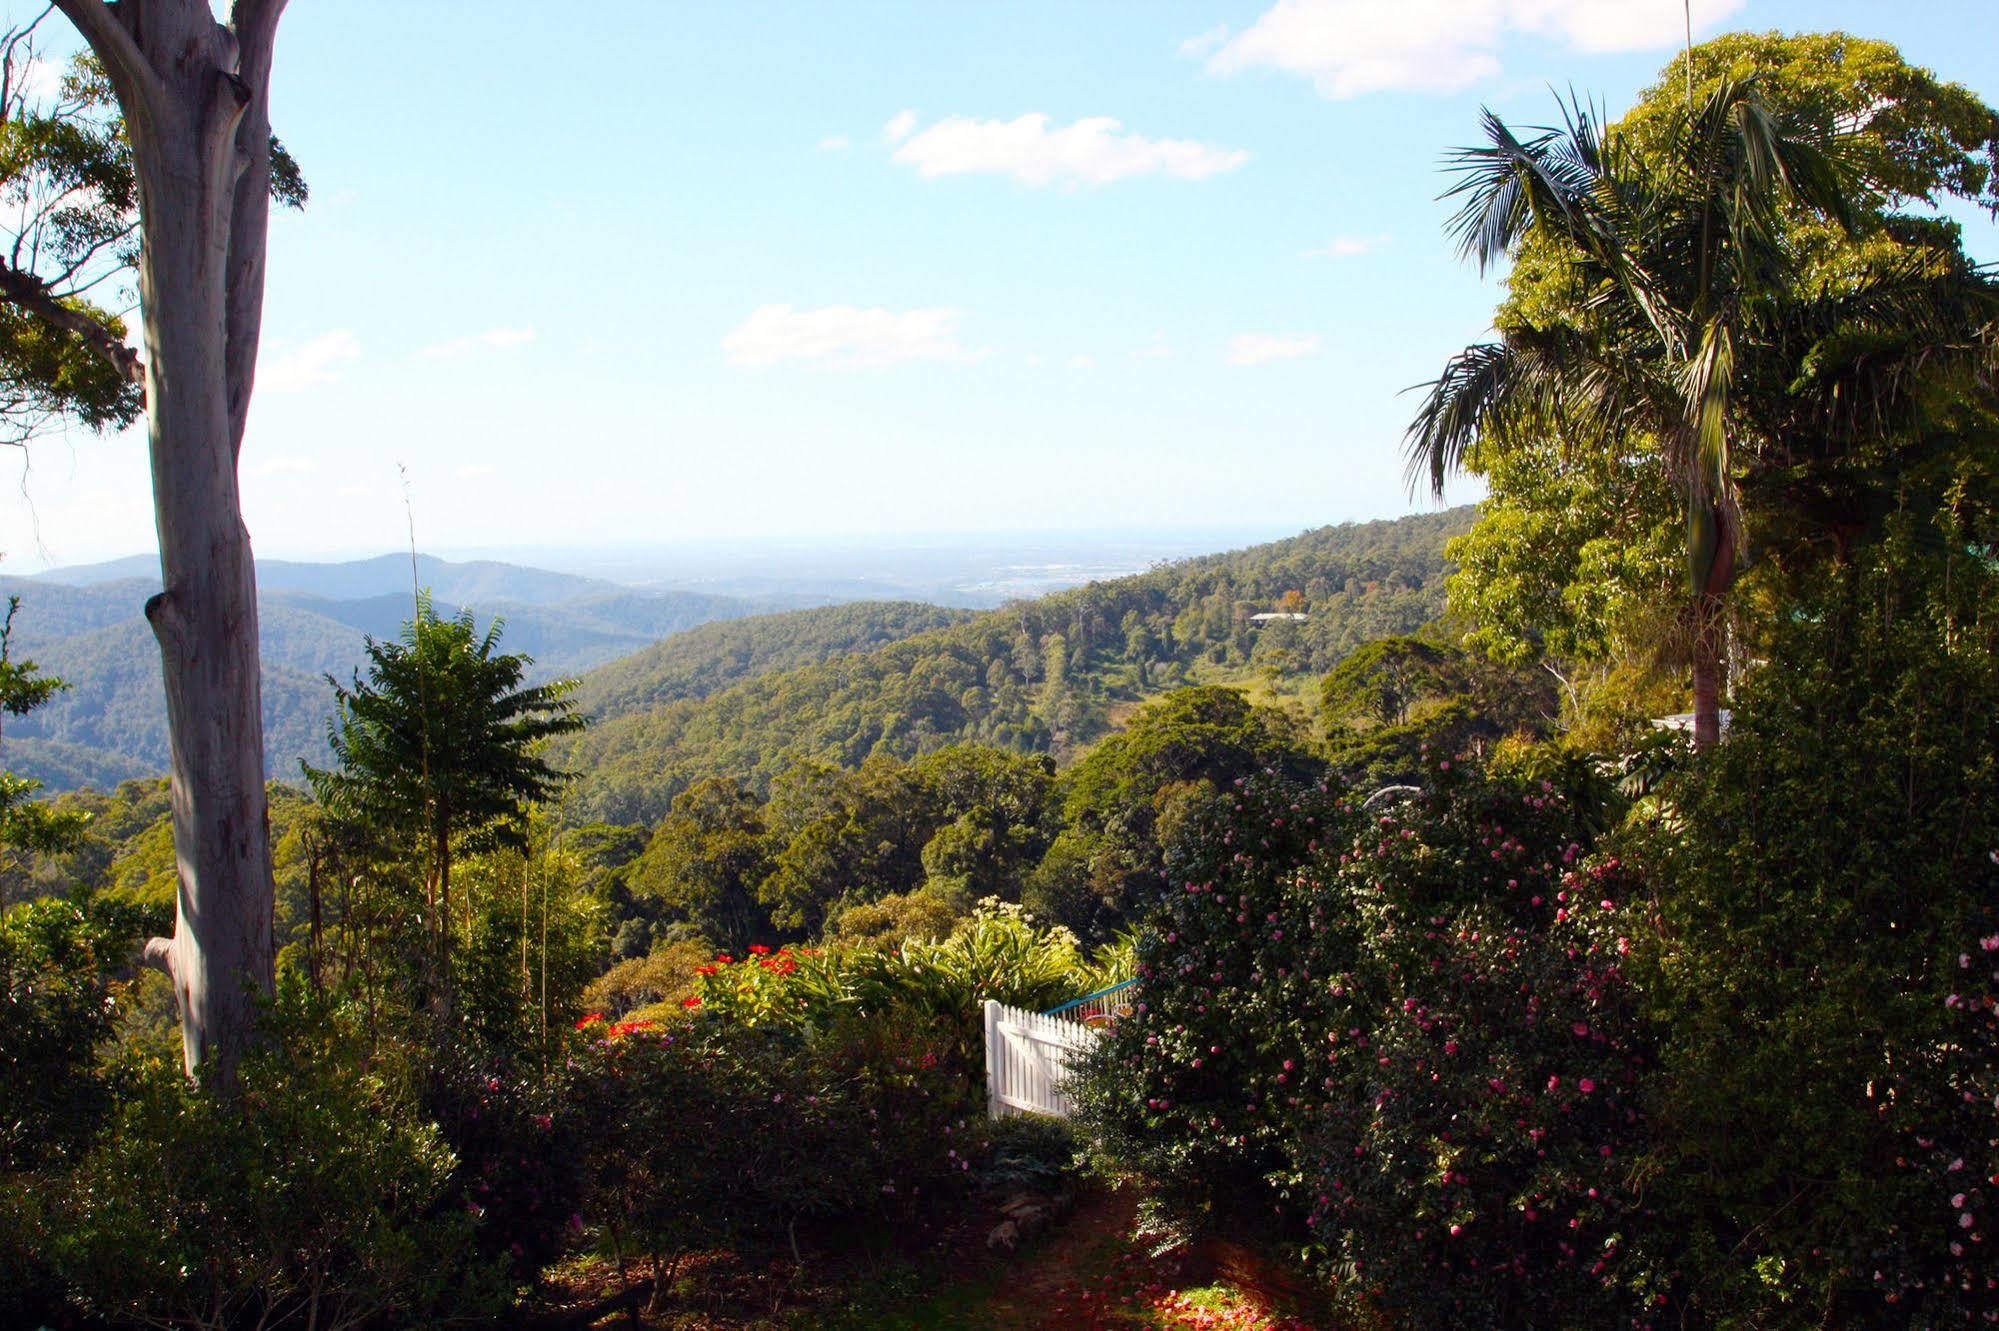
[1408,78,1997,746]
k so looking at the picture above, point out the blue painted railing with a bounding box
[1040,976,1139,1020]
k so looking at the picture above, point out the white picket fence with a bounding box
[982,998,1102,1119]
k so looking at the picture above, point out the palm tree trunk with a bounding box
[1689,501,1738,749]
[1691,591,1725,749]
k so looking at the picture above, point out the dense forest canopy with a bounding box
[558,508,1471,824]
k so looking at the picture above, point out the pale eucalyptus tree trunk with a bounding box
[53,0,289,1085]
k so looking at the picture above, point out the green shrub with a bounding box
[50,1006,502,1329]
[981,1113,1079,1194]
[572,1008,975,1287]
[0,894,155,1328]
[1630,534,1999,1326]
[0,895,153,1172]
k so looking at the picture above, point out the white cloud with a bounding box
[891,113,1248,187]
[1069,354,1097,371]
[818,134,851,151]
[722,304,979,369]
[261,330,359,393]
[1178,24,1231,59]
[1227,332,1321,366]
[1305,235,1380,258]
[1202,0,1744,99]
[416,325,535,360]
[883,109,919,143]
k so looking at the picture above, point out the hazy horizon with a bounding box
[17,516,1408,608]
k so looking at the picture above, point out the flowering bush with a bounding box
[682,902,1108,1091]
[1075,757,1668,1326]
[420,1045,583,1282]
[688,942,843,1027]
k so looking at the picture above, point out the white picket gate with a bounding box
[982,998,1101,1119]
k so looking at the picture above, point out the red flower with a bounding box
[574,1013,605,1029]
[681,995,703,1009]
[695,964,718,977]
[715,953,733,964]
[748,943,771,955]
[607,1018,658,1039]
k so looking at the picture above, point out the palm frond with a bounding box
[1404,341,1517,495]
[1441,109,1586,272]
[1674,315,1736,502]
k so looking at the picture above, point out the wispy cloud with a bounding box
[883,109,919,143]
[416,325,535,361]
[817,134,851,151]
[1178,24,1231,59]
[1069,354,1097,371]
[1199,0,1745,99]
[1227,332,1321,366]
[891,113,1247,187]
[1305,234,1382,259]
[722,304,980,370]
[261,330,359,393]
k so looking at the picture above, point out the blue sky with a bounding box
[7,0,1997,570]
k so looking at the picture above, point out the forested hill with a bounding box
[558,507,1473,824]
[576,601,975,721]
[0,563,801,791]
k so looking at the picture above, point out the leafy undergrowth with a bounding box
[540,1182,1328,1330]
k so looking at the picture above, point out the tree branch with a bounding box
[142,932,176,976]
[0,258,144,386]
[231,0,290,66]
[48,0,162,121]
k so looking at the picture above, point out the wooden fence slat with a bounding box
[983,999,1107,1120]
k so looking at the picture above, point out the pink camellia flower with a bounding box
[1579,1078,1596,1094]
[1547,1076,1561,1091]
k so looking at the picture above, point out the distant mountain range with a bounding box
[34,552,625,605]
[2,553,813,790]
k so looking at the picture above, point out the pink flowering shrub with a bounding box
[1075,756,1669,1326]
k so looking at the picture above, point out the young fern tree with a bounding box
[1407,77,1998,746]
[307,594,585,1015]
